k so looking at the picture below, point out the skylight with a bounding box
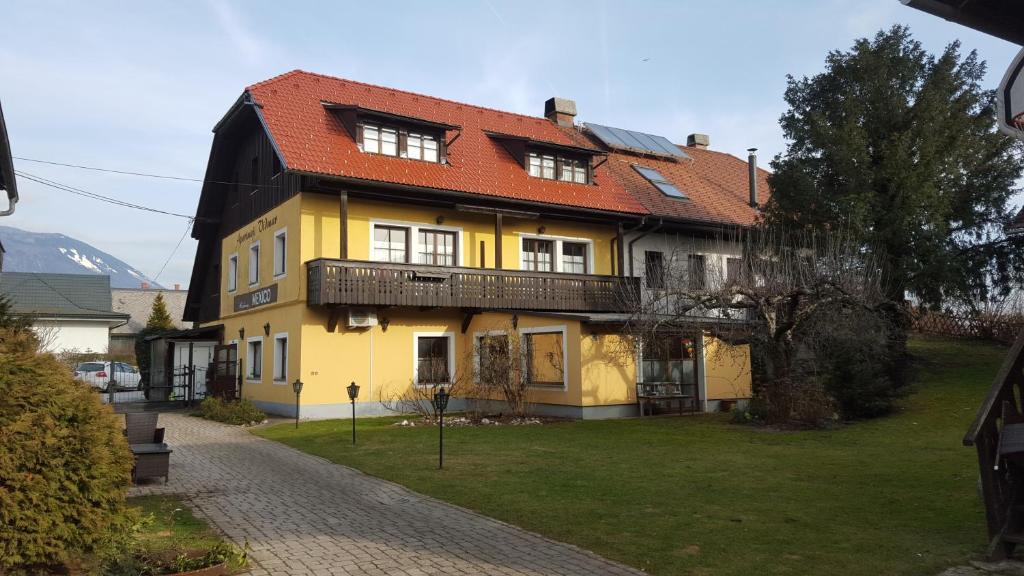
[633,165,687,199]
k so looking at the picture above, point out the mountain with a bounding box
[0,225,162,288]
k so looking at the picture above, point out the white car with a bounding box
[74,362,142,391]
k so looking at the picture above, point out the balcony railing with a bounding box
[306,258,638,313]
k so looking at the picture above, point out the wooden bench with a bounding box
[636,382,696,416]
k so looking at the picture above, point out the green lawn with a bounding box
[254,338,1003,576]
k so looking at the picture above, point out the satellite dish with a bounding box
[997,48,1024,141]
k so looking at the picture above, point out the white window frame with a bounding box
[517,233,594,274]
[227,252,238,293]
[273,228,287,279]
[412,331,456,387]
[518,325,568,391]
[272,332,288,383]
[246,336,263,383]
[248,241,261,287]
[369,219,465,266]
[472,329,509,384]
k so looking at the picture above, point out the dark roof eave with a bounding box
[484,130,605,157]
[902,0,1024,45]
[0,100,18,214]
[322,102,462,132]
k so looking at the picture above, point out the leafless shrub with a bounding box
[618,226,899,425]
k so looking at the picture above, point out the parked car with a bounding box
[74,361,142,391]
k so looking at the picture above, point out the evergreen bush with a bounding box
[197,397,265,426]
[0,328,134,573]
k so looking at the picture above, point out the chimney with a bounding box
[687,133,710,148]
[174,283,181,291]
[747,148,759,208]
[140,281,150,289]
[544,97,577,127]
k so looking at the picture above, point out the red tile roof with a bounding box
[246,70,646,214]
[561,127,769,227]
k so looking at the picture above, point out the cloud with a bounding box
[209,0,266,66]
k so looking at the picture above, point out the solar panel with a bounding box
[584,123,690,159]
[633,165,687,199]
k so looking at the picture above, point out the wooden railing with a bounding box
[965,329,1024,558]
[306,258,639,312]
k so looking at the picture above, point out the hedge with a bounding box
[0,328,134,573]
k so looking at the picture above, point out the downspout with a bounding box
[613,218,645,276]
[628,218,664,278]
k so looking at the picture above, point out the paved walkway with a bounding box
[130,413,641,576]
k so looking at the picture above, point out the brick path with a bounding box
[130,413,642,576]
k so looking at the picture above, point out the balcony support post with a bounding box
[495,213,503,269]
[339,191,349,259]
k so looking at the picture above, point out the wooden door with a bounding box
[208,343,238,399]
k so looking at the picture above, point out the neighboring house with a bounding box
[183,70,763,419]
[0,272,127,353]
[110,286,190,356]
[0,100,18,217]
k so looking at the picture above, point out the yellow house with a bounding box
[183,71,757,419]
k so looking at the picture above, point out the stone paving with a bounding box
[130,413,642,576]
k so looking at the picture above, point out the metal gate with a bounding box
[105,363,197,413]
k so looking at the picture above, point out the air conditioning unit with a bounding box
[347,308,378,329]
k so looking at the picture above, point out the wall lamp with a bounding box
[238,327,245,340]
[380,317,390,332]
[436,215,445,225]
[264,322,271,336]
[537,225,547,234]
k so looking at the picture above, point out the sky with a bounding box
[1,0,1020,289]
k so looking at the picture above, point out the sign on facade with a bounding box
[233,283,278,312]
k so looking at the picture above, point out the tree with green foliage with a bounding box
[765,25,1024,383]
[767,25,1024,305]
[145,292,175,331]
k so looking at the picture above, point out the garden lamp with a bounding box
[292,379,303,428]
[434,386,450,469]
[347,381,360,445]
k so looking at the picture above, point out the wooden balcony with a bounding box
[306,258,638,312]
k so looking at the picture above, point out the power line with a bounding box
[14,169,203,220]
[152,218,194,284]
[13,155,280,188]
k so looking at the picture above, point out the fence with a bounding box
[912,313,1024,345]
[70,358,206,412]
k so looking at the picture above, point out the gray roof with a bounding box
[0,272,126,319]
[111,288,189,334]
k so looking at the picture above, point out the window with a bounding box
[227,253,238,292]
[641,336,697,400]
[524,330,565,387]
[688,254,706,290]
[273,333,288,382]
[373,225,409,263]
[726,257,743,285]
[476,334,510,385]
[645,251,665,289]
[406,133,440,163]
[416,335,451,385]
[561,242,587,274]
[633,165,687,199]
[529,152,588,183]
[248,242,260,286]
[246,338,263,381]
[521,238,554,272]
[418,229,456,266]
[362,124,398,156]
[273,229,287,277]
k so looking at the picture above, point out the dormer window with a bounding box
[528,152,588,184]
[361,124,398,156]
[406,133,439,162]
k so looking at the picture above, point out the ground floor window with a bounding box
[273,333,288,382]
[641,336,698,399]
[476,333,511,385]
[415,334,452,385]
[246,337,263,381]
[523,329,565,387]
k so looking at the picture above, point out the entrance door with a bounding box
[209,344,239,400]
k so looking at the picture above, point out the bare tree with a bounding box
[619,227,898,425]
[468,326,555,418]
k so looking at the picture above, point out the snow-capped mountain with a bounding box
[0,225,162,288]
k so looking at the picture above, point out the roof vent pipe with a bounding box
[747,148,759,208]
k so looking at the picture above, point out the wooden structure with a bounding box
[307,258,637,312]
[966,330,1024,558]
[636,381,697,416]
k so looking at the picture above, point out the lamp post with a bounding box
[433,386,450,470]
[292,379,303,429]
[346,381,360,445]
